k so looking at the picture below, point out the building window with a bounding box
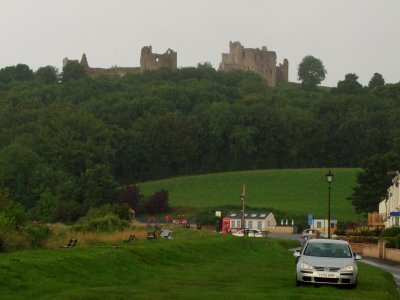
[237,220,241,228]
[257,221,262,230]
[231,221,235,228]
[317,221,322,228]
[330,223,335,228]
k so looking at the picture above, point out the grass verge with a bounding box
[0,229,397,299]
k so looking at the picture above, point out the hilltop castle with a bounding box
[219,41,288,87]
[63,41,288,86]
[63,46,177,77]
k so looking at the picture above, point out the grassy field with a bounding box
[0,229,397,300]
[140,168,360,221]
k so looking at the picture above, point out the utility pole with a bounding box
[241,184,246,230]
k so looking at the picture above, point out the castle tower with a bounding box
[219,41,288,87]
[140,46,177,72]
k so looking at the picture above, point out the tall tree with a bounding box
[347,152,400,214]
[297,55,327,90]
[334,73,364,95]
[35,66,58,84]
[61,61,87,82]
[368,73,385,90]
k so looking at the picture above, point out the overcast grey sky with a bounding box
[1,0,399,86]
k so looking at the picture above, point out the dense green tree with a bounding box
[0,64,34,83]
[61,61,87,82]
[0,65,400,220]
[347,152,400,214]
[333,73,364,95]
[0,143,42,208]
[79,164,119,210]
[14,64,34,81]
[35,66,58,84]
[297,55,327,90]
[368,73,385,90]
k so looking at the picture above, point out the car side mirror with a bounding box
[354,254,362,260]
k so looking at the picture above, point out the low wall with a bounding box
[351,241,400,263]
[386,248,400,262]
[267,226,294,234]
[360,243,380,258]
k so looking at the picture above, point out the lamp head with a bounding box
[326,170,334,183]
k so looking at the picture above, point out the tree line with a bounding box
[0,61,399,221]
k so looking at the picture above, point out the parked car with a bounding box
[302,229,321,238]
[320,232,338,239]
[293,239,361,287]
[232,229,266,238]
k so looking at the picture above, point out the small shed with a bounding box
[223,211,277,232]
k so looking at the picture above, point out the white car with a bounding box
[294,239,361,287]
[302,229,320,238]
[232,229,266,238]
[320,232,338,239]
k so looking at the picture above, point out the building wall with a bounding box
[228,212,276,231]
[219,41,288,87]
[383,172,400,228]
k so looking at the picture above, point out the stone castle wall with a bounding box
[63,46,177,78]
[63,42,288,85]
[219,41,288,87]
[140,46,177,72]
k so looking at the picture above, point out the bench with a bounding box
[61,239,77,248]
[123,234,135,243]
[147,231,156,240]
[160,230,173,239]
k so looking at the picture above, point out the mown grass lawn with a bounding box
[140,168,359,221]
[0,229,397,299]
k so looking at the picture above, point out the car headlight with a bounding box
[340,265,354,272]
[300,262,314,271]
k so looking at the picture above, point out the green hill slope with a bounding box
[141,168,360,221]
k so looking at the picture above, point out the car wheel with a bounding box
[296,276,302,287]
[349,279,358,289]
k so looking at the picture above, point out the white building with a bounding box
[379,171,400,228]
[223,211,277,231]
[311,218,337,235]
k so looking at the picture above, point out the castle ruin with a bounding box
[63,42,289,86]
[62,46,177,77]
[219,41,288,87]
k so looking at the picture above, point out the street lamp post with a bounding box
[326,170,334,239]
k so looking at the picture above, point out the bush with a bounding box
[84,204,132,221]
[380,227,400,237]
[0,229,30,252]
[380,235,400,249]
[73,213,130,232]
[24,223,51,248]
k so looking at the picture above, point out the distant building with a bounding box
[219,41,288,87]
[378,171,400,228]
[311,218,337,235]
[223,211,277,231]
[63,46,177,78]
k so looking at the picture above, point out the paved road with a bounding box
[269,233,400,293]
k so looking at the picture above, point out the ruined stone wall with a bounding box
[277,59,289,84]
[219,41,288,87]
[140,46,177,72]
[63,47,176,78]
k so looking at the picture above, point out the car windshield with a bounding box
[304,243,352,258]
